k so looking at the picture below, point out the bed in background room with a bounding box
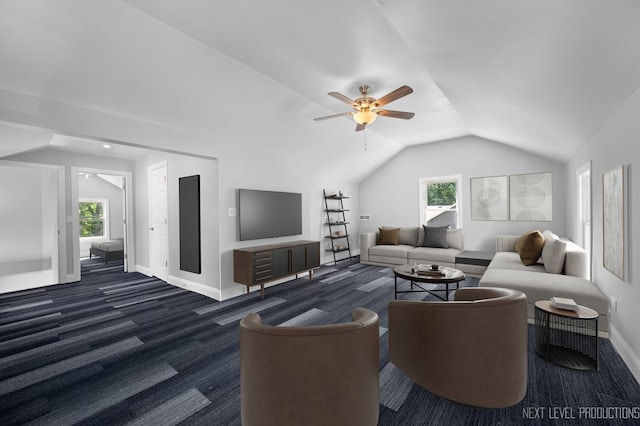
[89,238,124,264]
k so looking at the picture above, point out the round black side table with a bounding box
[534,300,598,370]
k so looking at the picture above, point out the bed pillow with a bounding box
[422,225,449,248]
[378,227,400,245]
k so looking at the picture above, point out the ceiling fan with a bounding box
[314,85,415,131]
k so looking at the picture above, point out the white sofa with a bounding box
[360,227,463,268]
[479,234,609,332]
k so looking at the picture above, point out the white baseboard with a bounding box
[219,274,312,301]
[219,279,286,301]
[167,274,221,301]
[133,264,152,277]
[609,325,640,385]
[220,285,248,301]
[134,265,223,301]
[0,271,57,294]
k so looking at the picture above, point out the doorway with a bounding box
[576,162,591,279]
[71,167,134,281]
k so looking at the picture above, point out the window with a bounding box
[419,175,462,228]
[577,165,591,252]
[79,199,109,239]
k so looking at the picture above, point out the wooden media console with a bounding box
[234,240,320,298]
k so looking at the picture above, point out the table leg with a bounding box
[535,307,551,361]
[452,281,460,300]
[394,275,398,299]
[593,318,599,370]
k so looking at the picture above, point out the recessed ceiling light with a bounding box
[102,144,111,149]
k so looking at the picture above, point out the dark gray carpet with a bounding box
[1,257,639,425]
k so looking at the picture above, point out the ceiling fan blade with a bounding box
[374,85,414,107]
[375,109,415,119]
[355,123,366,132]
[314,111,353,121]
[328,92,358,107]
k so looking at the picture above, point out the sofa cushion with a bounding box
[422,226,449,248]
[488,252,546,274]
[516,230,544,266]
[408,247,460,264]
[541,230,566,274]
[496,235,520,253]
[369,244,413,264]
[446,229,463,250]
[563,240,589,279]
[398,227,419,246]
[479,269,609,321]
[378,227,400,245]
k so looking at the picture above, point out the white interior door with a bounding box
[148,161,168,281]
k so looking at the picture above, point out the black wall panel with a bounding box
[179,175,201,274]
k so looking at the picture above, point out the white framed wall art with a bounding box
[603,165,625,280]
[509,172,553,221]
[470,175,508,221]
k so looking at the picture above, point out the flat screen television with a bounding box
[239,189,302,241]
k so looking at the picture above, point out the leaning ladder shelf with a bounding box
[323,189,352,265]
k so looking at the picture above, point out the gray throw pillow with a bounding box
[422,225,449,248]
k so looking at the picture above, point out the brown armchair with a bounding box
[239,308,380,426]
[388,287,528,408]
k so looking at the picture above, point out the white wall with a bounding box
[134,151,221,299]
[358,135,567,250]
[0,165,52,263]
[4,147,226,298]
[217,144,360,299]
[565,87,640,382]
[0,162,59,291]
[2,141,360,301]
[5,149,135,279]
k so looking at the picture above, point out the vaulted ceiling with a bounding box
[1,0,639,181]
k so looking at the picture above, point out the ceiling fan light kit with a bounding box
[314,84,415,131]
[353,110,378,125]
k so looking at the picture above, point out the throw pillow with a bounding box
[541,230,567,274]
[398,227,419,246]
[517,230,545,266]
[378,227,400,245]
[422,225,449,248]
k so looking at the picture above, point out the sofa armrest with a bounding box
[562,239,589,279]
[359,232,378,262]
[496,235,519,252]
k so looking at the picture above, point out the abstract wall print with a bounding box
[509,172,553,221]
[603,165,624,280]
[471,175,508,220]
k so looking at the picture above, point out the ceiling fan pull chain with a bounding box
[364,128,367,151]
